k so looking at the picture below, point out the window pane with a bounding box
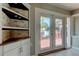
[40,16,51,49]
[55,18,63,46]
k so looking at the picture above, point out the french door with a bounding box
[39,14,53,53]
[35,13,65,55]
[54,17,65,49]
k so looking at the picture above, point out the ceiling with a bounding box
[50,3,79,11]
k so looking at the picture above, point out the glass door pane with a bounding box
[40,16,51,49]
[55,18,63,47]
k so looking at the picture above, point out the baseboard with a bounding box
[31,54,38,56]
[38,48,66,56]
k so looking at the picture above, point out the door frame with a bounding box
[35,7,67,55]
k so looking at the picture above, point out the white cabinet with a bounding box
[21,39,30,56]
[3,39,30,56]
[0,46,2,56]
[21,45,30,56]
[72,36,79,48]
[4,48,21,56]
[3,41,21,56]
[4,41,20,53]
[0,3,31,56]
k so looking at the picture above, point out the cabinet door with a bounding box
[21,45,30,56]
[0,46,2,56]
[4,48,21,56]
[21,39,30,56]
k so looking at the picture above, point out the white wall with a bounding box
[74,17,79,35]
[71,17,79,48]
[71,8,79,48]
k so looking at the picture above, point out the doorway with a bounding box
[35,8,66,55]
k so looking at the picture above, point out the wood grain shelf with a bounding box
[2,26,29,31]
[2,7,29,21]
[0,36,30,45]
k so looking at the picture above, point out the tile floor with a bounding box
[46,48,79,56]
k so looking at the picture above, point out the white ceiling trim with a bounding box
[35,7,70,17]
[49,3,79,11]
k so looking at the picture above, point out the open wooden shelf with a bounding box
[2,7,29,21]
[8,3,29,10]
[0,3,30,45]
[0,36,30,45]
[2,26,29,31]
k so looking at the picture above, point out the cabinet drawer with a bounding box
[4,41,21,53]
[21,39,30,56]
